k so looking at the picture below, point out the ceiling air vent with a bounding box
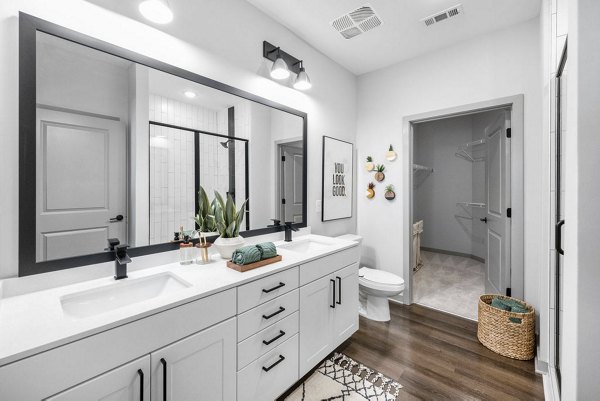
[331,4,383,39]
[421,4,464,27]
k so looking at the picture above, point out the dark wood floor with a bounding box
[338,303,545,401]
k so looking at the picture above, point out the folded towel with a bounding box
[491,296,528,323]
[256,242,277,260]
[491,298,511,311]
[231,245,261,265]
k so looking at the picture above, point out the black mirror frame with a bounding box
[18,12,307,277]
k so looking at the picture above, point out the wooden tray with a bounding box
[227,255,283,272]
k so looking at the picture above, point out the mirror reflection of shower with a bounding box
[220,139,234,149]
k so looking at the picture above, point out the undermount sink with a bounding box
[278,237,334,253]
[61,273,192,319]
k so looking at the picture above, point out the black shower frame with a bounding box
[148,120,250,232]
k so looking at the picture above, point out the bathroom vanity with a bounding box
[0,235,359,400]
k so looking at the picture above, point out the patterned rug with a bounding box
[284,353,402,401]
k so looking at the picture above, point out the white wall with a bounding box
[413,116,474,256]
[36,32,130,122]
[356,19,543,320]
[562,0,600,398]
[0,0,357,279]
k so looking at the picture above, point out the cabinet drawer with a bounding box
[299,246,360,285]
[237,266,299,313]
[238,311,299,370]
[237,289,299,341]
[237,334,299,401]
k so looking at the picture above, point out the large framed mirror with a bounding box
[19,13,307,276]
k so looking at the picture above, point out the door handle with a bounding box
[263,330,286,345]
[262,306,285,320]
[109,214,124,222]
[262,355,285,372]
[262,282,285,293]
[480,217,488,223]
[137,369,144,401]
[336,276,342,305]
[160,358,167,401]
[556,220,565,255]
[330,279,336,309]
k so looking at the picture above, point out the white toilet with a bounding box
[337,234,405,322]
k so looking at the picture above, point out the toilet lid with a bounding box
[359,267,404,285]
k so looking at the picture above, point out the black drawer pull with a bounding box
[330,279,336,308]
[137,369,144,401]
[336,276,342,305]
[262,355,285,372]
[160,358,167,401]
[263,306,285,320]
[262,282,285,293]
[263,330,286,345]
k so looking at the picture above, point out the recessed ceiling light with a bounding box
[139,0,174,24]
[184,90,197,98]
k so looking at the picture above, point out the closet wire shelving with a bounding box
[413,163,434,189]
[455,138,486,162]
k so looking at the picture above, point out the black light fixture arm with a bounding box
[263,41,302,75]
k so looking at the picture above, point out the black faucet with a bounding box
[284,222,298,242]
[108,238,131,280]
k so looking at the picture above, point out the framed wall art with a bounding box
[321,136,353,221]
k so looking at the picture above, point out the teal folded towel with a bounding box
[231,245,261,265]
[490,296,528,323]
[491,298,511,311]
[256,242,277,260]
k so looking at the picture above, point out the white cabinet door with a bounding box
[151,317,236,401]
[299,274,336,376]
[332,263,359,347]
[46,356,150,401]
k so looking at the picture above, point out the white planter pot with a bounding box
[213,236,245,259]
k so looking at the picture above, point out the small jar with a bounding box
[179,241,194,265]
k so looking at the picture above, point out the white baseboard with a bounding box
[542,366,560,401]
[535,357,549,374]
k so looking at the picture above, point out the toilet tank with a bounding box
[336,234,363,245]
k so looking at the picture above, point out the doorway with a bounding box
[402,96,525,320]
[277,141,304,224]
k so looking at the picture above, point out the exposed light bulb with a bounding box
[184,90,197,98]
[270,56,290,80]
[293,67,312,90]
[139,0,174,24]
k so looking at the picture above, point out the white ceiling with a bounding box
[246,0,541,75]
[149,69,242,111]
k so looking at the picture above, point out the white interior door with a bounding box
[484,112,511,295]
[280,144,304,223]
[36,108,127,262]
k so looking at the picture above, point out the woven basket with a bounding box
[477,294,535,360]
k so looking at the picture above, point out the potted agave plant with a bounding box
[194,186,218,235]
[212,190,248,259]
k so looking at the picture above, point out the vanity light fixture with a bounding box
[139,0,174,24]
[183,90,196,98]
[263,41,311,90]
[293,61,312,90]
[270,48,290,80]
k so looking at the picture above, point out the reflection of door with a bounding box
[279,144,303,223]
[484,112,511,295]
[36,108,127,262]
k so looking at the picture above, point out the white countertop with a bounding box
[0,234,357,366]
